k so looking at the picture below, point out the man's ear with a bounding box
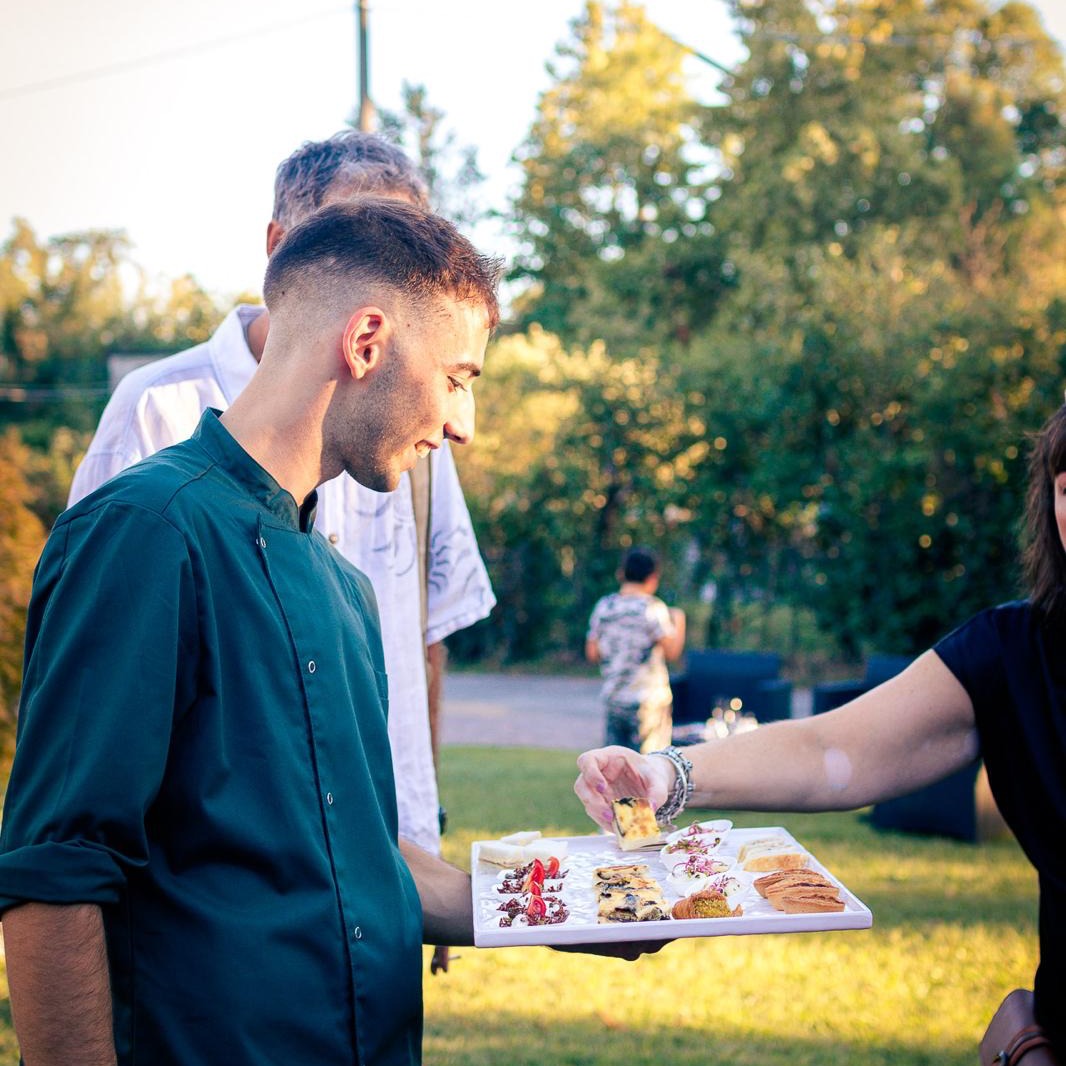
[266,220,285,257]
[341,309,389,380]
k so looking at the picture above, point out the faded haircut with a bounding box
[1023,403,1066,620]
[263,198,502,329]
[272,130,430,228]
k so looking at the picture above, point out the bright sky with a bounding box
[1,0,1064,299]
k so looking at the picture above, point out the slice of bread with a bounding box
[478,841,527,867]
[775,891,845,914]
[764,879,838,904]
[754,869,834,898]
[498,830,541,846]
[737,836,789,861]
[741,849,809,873]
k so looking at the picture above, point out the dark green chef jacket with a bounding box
[0,410,423,1065]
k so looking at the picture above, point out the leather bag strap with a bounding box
[995,1026,1055,1066]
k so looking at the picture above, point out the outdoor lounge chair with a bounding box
[670,649,793,726]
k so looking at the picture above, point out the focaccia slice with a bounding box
[595,877,659,898]
[611,797,663,850]
[597,887,669,923]
[594,863,653,885]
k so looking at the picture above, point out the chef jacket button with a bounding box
[308,660,316,674]
[326,792,334,805]
[328,533,339,544]
[353,926,363,940]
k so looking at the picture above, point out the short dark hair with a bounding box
[1023,403,1066,619]
[623,547,659,583]
[263,198,502,328]
[273,130,429,228]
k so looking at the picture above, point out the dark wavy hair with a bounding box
[1023,403,1066,619]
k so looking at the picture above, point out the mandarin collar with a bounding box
[192,409,318,532]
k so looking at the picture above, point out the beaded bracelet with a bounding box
[648,745,694,824]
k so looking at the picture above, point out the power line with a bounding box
[656,27,733,75]
[749,27,1054,48]
[614,19,1052,84]
[0,6,351,104]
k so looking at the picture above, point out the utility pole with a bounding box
[356,0,374,131]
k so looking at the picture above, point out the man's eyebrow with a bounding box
[450,362,482,378]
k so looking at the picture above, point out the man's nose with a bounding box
[444,392,475,446]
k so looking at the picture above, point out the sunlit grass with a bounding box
[428,746,1037,1066]
[0,746,1037,1065]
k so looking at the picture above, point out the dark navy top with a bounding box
[935,601,1066,1052]
[0,411,423,1065]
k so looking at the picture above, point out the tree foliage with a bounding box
[2,0,1065,682]
[0,431,47,762]
[453,327,696,659]
[674,0,1066,655]
[480,0,1066,664]
[377,83,487,231]
[510,1,728,349]
[0,218,227,441]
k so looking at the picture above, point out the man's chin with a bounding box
[345,466,401,494]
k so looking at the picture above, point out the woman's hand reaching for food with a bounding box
[574,746,675,830]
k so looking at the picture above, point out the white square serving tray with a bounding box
[472,826,872,948]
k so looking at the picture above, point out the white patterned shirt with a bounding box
[69,305,496,853]
[587,592,674,706]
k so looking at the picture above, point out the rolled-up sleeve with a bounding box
[0,502,198,912]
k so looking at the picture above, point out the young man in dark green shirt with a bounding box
[0,199,499,1065]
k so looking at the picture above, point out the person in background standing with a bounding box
[586,547,686,753]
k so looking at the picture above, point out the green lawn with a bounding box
[0,746,1038,1065]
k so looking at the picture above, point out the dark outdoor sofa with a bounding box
[670,649,793,726]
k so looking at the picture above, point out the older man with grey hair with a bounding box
[68,133,496,960]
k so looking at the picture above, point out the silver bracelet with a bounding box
[648,746,694,824]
